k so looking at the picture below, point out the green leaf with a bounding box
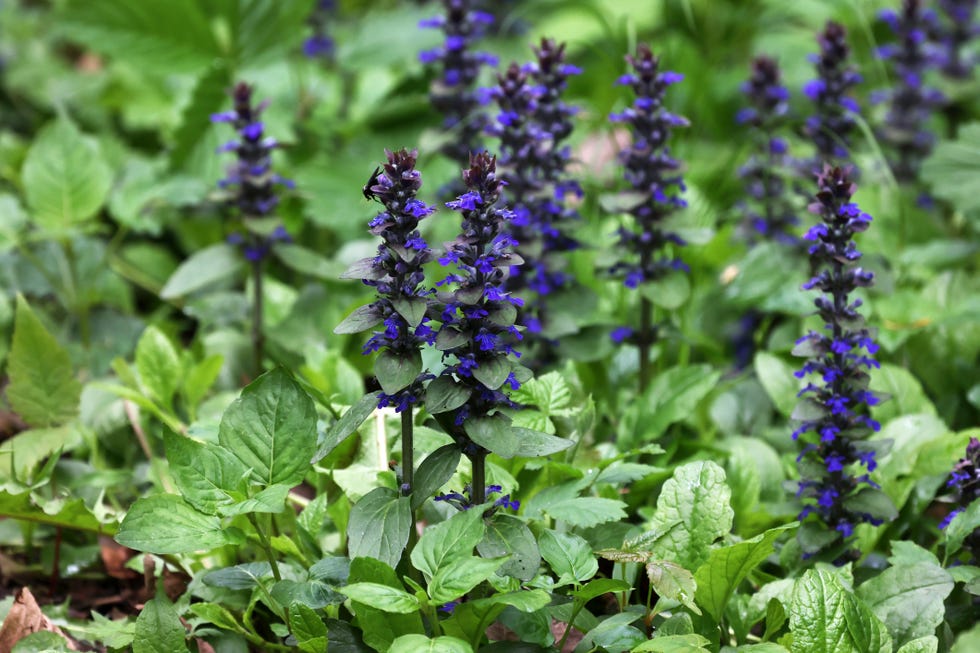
[693,523,797,622]
[7,296,81,427]
[868,364,935,422]
[189,602,245,632]
[183,354,223,410]
[425,376,472,414]
[335,304,384,335]
[289,603,329,653]
[375,350,422,394]
[412,444,462,510]
[643,365,721,439]
[790,569,891,653]
[472,355,512,390]
[218,483,290,516]
[646,560,700,615]
[648,461,734,571]
[922,122,980,214]
[201,562,271,589]
[511,427,573,458]
[392,297,428,327]
[573,578,632,603]
[316,393,378,462]
[168,62,229,183]
[639,271,691,309]
[0,426,79,483]
[539,529,598,584]
[543,497,628,529]
[946,499,980,556]
[163,430,247,514]
[340,583,419,613]
[58,0,221,73]
[21,118,111,235]
[133,593,189,653]
[477,513,541,582]
[135,326,181,408]
[116,494,242,554]
[412,506,486,579]
[429,555,507,603]
[0,490,109,535]
[160,243,244,299]
[464,415,519,458]
[11,631,72,652]
[842,488,898,523]
[856,562,954,647]
[218,367,318,487]
[347,557,425,651]
[389,635,473,653]
[631,633,711,652]
[895,637,938,653]
[347,487,412,569]
[754,352,800,417]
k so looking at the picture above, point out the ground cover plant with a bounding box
[0,0,978,651]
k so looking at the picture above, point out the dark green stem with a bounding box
[470,449,487,505]
[247,513,281,582]
[401,409,414,493]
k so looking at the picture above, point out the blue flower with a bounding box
[934,0,979,79]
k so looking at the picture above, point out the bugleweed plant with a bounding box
[2,1,979,653]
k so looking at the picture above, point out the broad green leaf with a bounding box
[412,444,462,509]
[340,583,419,613]
[218,484,290,517]
[543,496,628,529]
[843,488,898,523]
[392,297,428,327]
[7,296,81,427]
[921,123,980,215]
[0,426,79,483]
[412,506,486,579]
[429,556,507,603]
[472,355,512,390]
[631,633,711,652]
[539,529,598,584]
[643,365,721,439]
[694,524,797,622]
[188,603,243,632]
[21,119,111,235]
[271,577,345,610]
[348,557,425,651]
[347,487,412,569]
[868,364,935,422]
[425,375,472,414]
[647,560,700,615]
[945,498,980,557]
[389,635,473,653]
[116,494,243,554]
[289,602,329,653]
[163,430,247,514]
[58,0,221,73]
[951,623,980,653]
[135,326,181,408]
[477,513,541,582]
[573,578,632,603]
[375,350,422,394]
[160,243,244,299]
[511,427,573,458]
[856,563,954,647]
[218,367,318,487]
[639,271,691,309]
[464,415,518,458]
[511,370,572,412]
[733,645,790,653]
[0,490,109,535]
[648,461,734,570]
[202,562,272,590]
[754,352,800,417]
[133,594,189,653]
[183,354,223,410]
[895,637,938,653]
[11,631,72,652]
[316,392,378,462]
[790,569,891,653]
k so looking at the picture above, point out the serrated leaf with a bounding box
[477,513,541,582]
[647,461,734,571]
[647,561,700,615]
[429,556,507,603]
[631,633,711,652]
[218,367,318,487]
[856,563,954,647]
[168,63,230,182]
[21,118,111,235]
[511,371,571,412]
[922,123,980,214]
[347,487,412,569]
[163,430,247,514]
[160,243,243,299]
[389,635,473,653]
[291,602,334,650]
[375,350,422,394]
[543,497,628,528]
[0,490,110,535]
[693,523,797,622]
[790,569,891,653]
[7,295,81,427]
[116,494,242,554]
[412,506,486,579]
[945,499,980,557]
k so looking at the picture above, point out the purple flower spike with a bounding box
[941,437,980,559]
[792,166,891,558]
[803,22,861,170]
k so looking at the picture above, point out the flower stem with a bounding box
[470,450,487,505]
[401,409,414,493]
[247,513,281,582]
